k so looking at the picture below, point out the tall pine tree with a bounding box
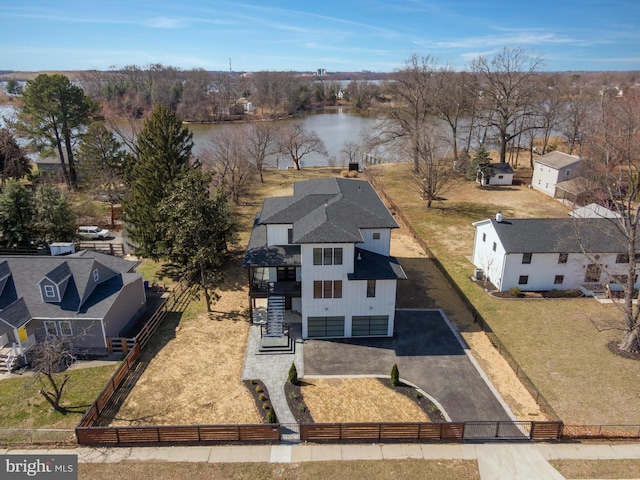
[123,105,193,259]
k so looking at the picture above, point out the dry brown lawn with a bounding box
[300,378,430,423]
[110,252,260,426]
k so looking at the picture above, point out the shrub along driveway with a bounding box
[303,309,513,422]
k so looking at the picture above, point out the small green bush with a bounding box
[390,364,400,386]
[258,393,267,401]
[266,409,277,423]
[255,385,263,393]
[288,391,299,400]
[250,379,257,385]
[509,286,522,297]
[413,390,422,399]
[288,362,298,385]
[263,403,271,410]
[298,403,307,413]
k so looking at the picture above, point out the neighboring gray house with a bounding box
[531,151,582,197]
[243,177,406,341]
[0,251,146,370]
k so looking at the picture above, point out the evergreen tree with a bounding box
[467,144,494,185]
[123,105,194,259]
[158,165,237,310]
[76,122,129,226]
[33,184,76,244]
[15,74,101,189]
[0,180,34,247]
[0,128,31,184]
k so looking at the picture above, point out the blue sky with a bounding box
[1,0,639,72]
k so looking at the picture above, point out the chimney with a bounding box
[496,211,503,223]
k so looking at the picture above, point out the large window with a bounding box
[313,247,343,265]
[616,253,630,264]
[366,279,376,298]
[44,321,57,336]
[585,264,602,283]
[313,280,342,299]
[59,321,73,336]
[277,267,296,281]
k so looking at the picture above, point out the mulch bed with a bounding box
[243,379,277,423]
[284,377,445,424]
[284,380,314,424]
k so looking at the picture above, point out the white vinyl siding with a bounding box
[266,224,293,246]
[359,229,391,256]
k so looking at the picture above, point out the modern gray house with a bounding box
[0,251,146,371]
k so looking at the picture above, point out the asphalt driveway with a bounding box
[303,309,513,422]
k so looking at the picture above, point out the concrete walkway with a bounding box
[4,442,640,479]
[241,320,304,433]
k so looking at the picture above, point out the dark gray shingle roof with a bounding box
[348,248,407,280]
[487,218,635,254]
[257,177,398,244]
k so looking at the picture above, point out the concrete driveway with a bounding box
[303,309,513,422]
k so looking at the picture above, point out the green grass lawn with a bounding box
[0,364,118,430]
[373,163,640,426]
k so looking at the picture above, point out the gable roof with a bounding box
[534,151,581,170]
[491,163,514,174]
[257,177,398,244]
[475,217,635,254]
[0,252,141,321]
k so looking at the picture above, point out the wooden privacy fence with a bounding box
[107,278,193,355]
[77,242,126,256]
[76,424,280,446]
[300,421,563,442]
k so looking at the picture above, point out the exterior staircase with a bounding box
[0,346,18,374]
[259,295,294,354]
[265,295,285,336]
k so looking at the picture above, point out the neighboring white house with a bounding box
[531,151,581,197]
[243,177,406,339]
[477,163,514,186]
[471,215,639,292]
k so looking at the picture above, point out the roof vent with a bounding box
[496,211,503,223]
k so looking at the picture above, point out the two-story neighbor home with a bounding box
[0,251,146,371]
[531,151,582,197]
[243,177,406,340]
[471,214,640,293]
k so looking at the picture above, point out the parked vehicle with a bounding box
[77,226,110,240]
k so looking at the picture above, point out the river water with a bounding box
[0,105,384,168]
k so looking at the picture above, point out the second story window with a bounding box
[558,253,568,264]
[367,279,376,297]
[313,247,343,266]
[44,285,55,298]
[522,253,532,264]
[313,280,342,299]
[373,232,381,240]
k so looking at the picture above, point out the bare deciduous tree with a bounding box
[468,47,544,164]
[29,336,75,412]
[277,123,327,170]
[410,124,454,208]
[242,122,279,182]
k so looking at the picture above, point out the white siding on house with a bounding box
[266,224,292,246]
[358,229,391,256]
[472,220,507,288]
[488,173,514,186]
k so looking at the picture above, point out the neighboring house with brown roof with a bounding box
[531,151,582,198]
[243,177,406,340]
[0,251,146,370]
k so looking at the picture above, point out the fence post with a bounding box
[106,337,113,354]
